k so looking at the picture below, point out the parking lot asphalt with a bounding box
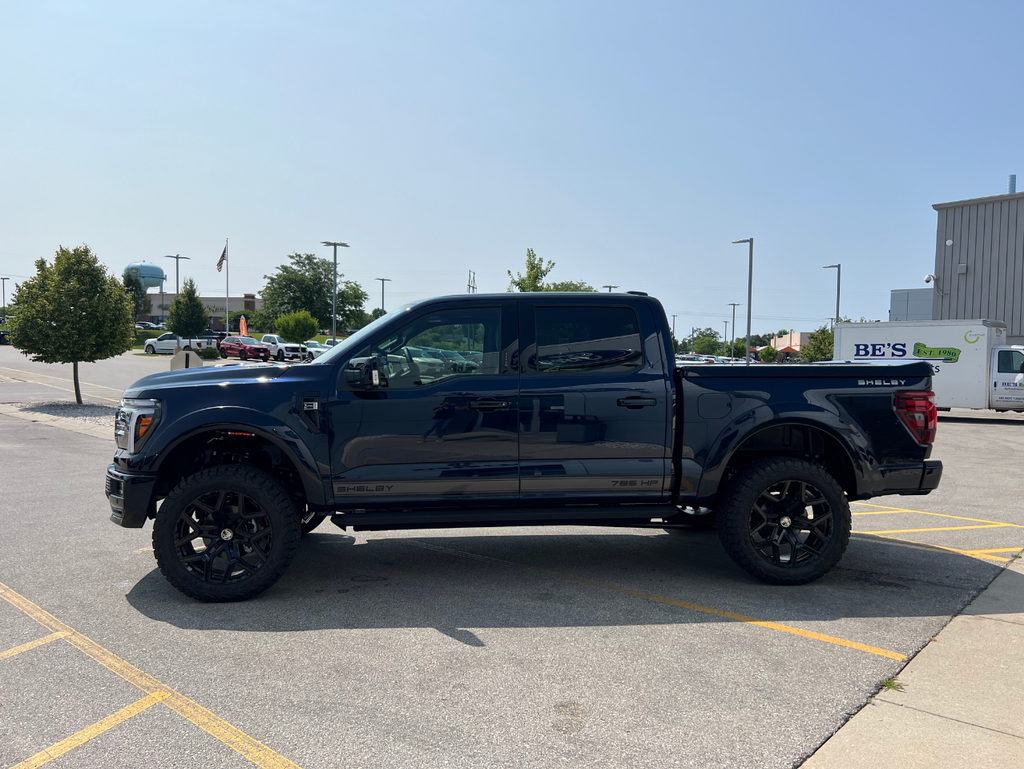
[2,353,1023,768]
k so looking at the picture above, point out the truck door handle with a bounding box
[617,397,657,408]
[470,399,509,410]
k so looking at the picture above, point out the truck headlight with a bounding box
[115,398,162,453]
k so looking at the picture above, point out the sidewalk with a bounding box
[804,556,1024,768]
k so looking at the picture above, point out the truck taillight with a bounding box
[894,390,937,445]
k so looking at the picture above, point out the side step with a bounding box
[331,504,678,532]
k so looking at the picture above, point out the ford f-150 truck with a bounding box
[105,292,942,602]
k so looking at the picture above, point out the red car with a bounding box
[219,336,272,361]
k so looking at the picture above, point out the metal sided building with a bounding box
[933,190,1024,345]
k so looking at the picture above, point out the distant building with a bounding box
[931,190,1024,344]
[142,292,261,331]
[889,288,933,321]
[770,331,811,363]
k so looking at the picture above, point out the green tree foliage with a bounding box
[9,245,134,403]
[122,268,152,322]
[370,307,387,320]
[275,310,320,343]
[261,253,367,330]
[507,248,596,292]
[120,268,150,321]
[759,344,779,363]
[167,278,210,339]
[800,324,835,362]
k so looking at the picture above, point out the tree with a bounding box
[800,324,835,362]
[507,248,595,292]
[9,245,134,404]
[167,278,210,340]
[261,253,367,331]
[370,307,387,320]
[759,345,778,363]
[122,268,152,322]
[275,310,320,343]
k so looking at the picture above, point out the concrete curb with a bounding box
[803,555,1024,767]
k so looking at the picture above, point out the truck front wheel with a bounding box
[152,465,300,602]
[717,458,850,585]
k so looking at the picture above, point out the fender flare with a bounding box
[145,406,327,505]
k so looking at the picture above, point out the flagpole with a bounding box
[225,239,229,333]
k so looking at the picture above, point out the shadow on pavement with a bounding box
[124,529,1017,638]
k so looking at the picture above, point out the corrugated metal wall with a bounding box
[933,192,1024,336]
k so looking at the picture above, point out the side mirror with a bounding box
[344,356,387,389]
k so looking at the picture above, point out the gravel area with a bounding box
[12,401,118,427]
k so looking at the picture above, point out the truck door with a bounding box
[518,300,670,502]
[991,348,1024,410]
[329,300,520,508]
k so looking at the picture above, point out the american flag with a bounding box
[216,243,227,273]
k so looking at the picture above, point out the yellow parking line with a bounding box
[850,502,1024,529]
[407,540,906,661]
[0,581,302,769]
[856,524,1013,535]
[853,532,1020,562]
[0,631,68,661]
[12,692,170,769]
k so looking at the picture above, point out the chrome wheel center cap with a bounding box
[779,516,792,528]
[220,528,234,540]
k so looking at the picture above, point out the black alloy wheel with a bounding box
[152,465,300,601]
[717,458,850,585]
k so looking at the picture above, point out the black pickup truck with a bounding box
[105,292,942,601]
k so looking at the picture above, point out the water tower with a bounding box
[125,262,166,290]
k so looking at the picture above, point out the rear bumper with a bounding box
[105,465,158,528]
[896,459,943,496]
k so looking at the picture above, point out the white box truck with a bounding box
[833,319,1024,411]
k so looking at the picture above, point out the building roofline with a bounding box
[933,190,1024,210]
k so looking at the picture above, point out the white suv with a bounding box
[260,334,308,361]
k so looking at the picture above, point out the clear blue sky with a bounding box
[3,1,1022,337]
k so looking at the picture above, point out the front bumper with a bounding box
[105,465,158,527]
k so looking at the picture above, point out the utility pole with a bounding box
[728,302,740,359]
[321,241,350,342]
[671,314,677,338]
[163,254,191,295]
[723,321,729,353]
[375,278,391,312]
[467,270,477,294]
[823,263,841,323]
[0,277,8,324]
[602,285,619,292]
[732,238,754,365]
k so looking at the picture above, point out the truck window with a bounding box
[372,307,501,389]
[534,306,643,374]
[997,349,1024,374]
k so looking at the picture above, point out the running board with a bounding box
[330,505,678,532]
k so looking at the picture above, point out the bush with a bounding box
[197,347,222,360]
[135,329,162,343]
[276,310,320,343]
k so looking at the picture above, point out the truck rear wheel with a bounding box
[152,465,300,602]
[717,458,850,585]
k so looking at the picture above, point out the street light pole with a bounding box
[163,254,190,295]
[375,278,392,312]
[322,241,350,342]
[823,264,841,323]
[723,321,729,353]
[732,238,754,365]
[602,285,619,293]
[728,302,740,359]
[671,314,677,338]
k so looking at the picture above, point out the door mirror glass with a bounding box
[345,356,387,389]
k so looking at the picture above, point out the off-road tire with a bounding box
[153,465,300,602]
[300,512,327,536]
[717,457,850,585]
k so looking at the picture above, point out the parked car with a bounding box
[198,330,227,348]
[219,336,271,361]
[106,291,941,602]
[324,338,343,347]
[260,334,308,361]
[135,321,159,330]
[0,330,9,345]
[143,333,218,355]
[304,340,328,360]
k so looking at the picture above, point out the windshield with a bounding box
[313,304,414,365]
[306,341,325,348]
[238,337,260,344]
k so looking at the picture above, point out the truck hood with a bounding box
[123,362,291,398]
